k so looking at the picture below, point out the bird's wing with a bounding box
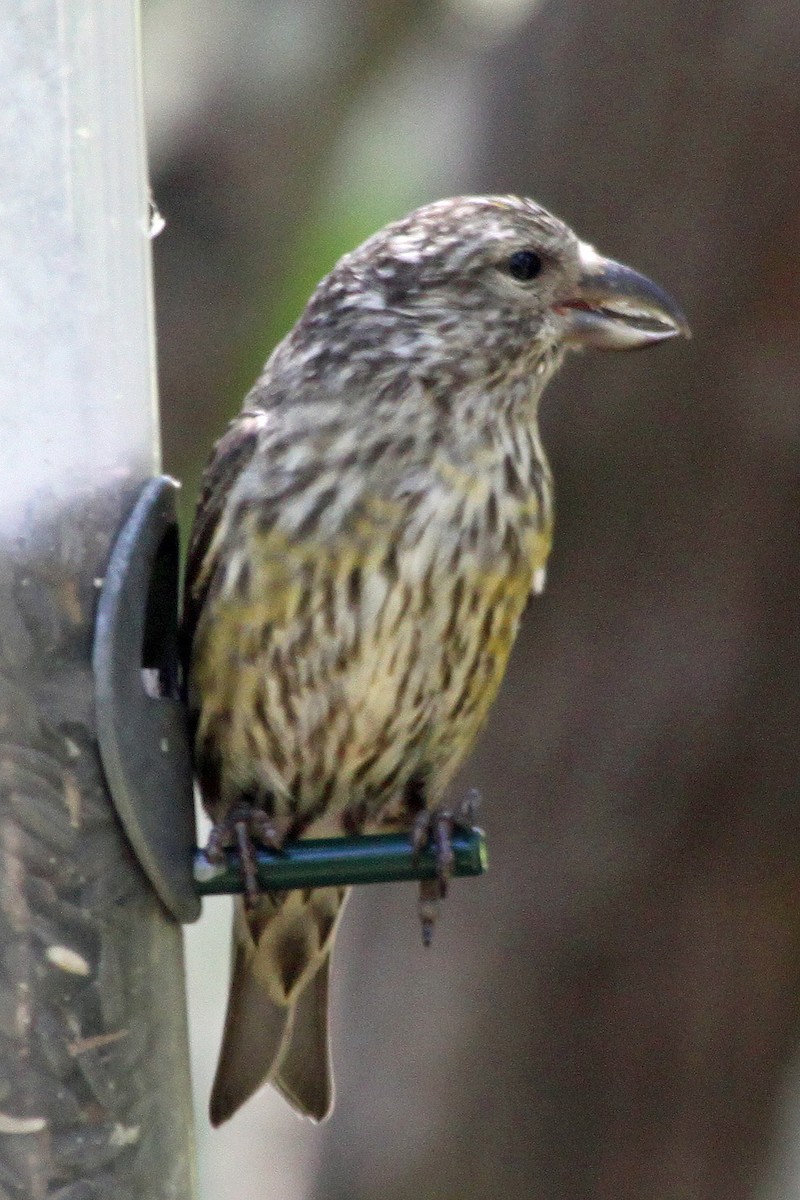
[180,408,267,683]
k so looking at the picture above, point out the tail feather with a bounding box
[210,888,347,1125]
[273,954,333,1122]
[209,931,292,1127]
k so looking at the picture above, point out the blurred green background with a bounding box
[143,2,800,1198]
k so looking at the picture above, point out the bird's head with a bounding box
[277,195,688,405]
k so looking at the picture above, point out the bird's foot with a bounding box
[411,789,480,946]
[205,804,287,909]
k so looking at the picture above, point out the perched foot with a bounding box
[411,789,480,945]
[205,804,287,908]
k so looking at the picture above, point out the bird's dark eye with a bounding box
[506,250,543,281]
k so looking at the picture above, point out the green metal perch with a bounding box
[193,827,488,894]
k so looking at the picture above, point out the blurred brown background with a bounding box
[143,1,800,1197]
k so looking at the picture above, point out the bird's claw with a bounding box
[205,804,287,909]
[412,789,480,945]
[417,878,440,948]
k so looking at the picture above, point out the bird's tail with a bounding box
[271,953,333,1120]
[210,887,347,1125]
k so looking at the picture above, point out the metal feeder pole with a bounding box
[0,4,196,1198]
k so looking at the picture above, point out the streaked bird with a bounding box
[181,195,689,1126]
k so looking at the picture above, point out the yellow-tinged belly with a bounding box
[191,483,552,823]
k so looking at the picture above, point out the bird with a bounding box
[181,194,689,1127]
